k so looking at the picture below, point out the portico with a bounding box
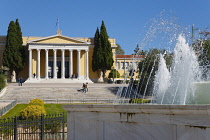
[26,34,91,82]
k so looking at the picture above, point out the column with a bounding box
[61,49,65,79]
[53,49,57,79]
[77,50,81,79]
[69,50,73,79]
[37,49,41,80]
[28,49,32,79]
[45,49,49,79]
[85,50,89,79]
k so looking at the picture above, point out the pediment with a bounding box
[28,34,90,44]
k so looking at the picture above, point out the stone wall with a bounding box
[63,104,210,140]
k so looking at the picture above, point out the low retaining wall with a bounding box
[63,104,210,140]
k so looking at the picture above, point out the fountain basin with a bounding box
[194,82,210,104]
[63,104,210,140]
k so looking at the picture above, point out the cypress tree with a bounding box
[100,21,113,77]
[92,27,102,72]
[3,19,25,78]
[15,19,26,76]
[3,21,17,75]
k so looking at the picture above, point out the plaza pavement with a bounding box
[0,83,122,101]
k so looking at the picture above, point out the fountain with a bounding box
[114,12,210,105]
[63,11,210,140]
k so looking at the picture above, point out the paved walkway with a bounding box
[0,83,123,101]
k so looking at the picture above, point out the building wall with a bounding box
[0,35,117,82]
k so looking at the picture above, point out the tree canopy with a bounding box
[115,44,124,55]
[92,21,114,79]
[3,19,26,78]
[108,69,120,81]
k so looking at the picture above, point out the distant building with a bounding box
[0,30,117,83]
[115,55,144,79]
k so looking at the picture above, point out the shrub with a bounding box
[29,99,44,107]
[20,105,46,119]
[0,74,6,90]
[129,98,151,104]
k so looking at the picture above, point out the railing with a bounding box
[12,99,130,104]
[0,113,67,140]
[0,100,17,116]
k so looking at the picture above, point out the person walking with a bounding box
[86,82,88,92]
[20,77,23,86]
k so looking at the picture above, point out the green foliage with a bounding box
[92,21,114,78]
[20,105,46,119]
[134,44,140,55]
[116,44,124,55]
[29,99,44,107]
[92,27,102,72]
[129,98,151,104]
[0,74,6,90]
[108,69,120,81]
[3,19,26,77]
[2,104,66,119]
[137,49,172,96]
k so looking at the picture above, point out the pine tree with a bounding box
[134,44,140,55]
[100,21,114,77]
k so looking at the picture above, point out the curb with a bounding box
[0,86,7,98]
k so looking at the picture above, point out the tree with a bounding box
[137,49,172,96]
[3,19,25,78]
[133,44,146,55]
[3,21,17,76]
[15,19,26,76]
[134,44,140,55]
[92,27,102,72]
[115,44,124,55]
[100,21,114,77]
[108,69,120,81]
[92,21,114,80]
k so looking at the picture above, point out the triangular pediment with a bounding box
[28,34,90,44]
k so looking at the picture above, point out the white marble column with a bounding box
[61,49,65,79]
[28,49,32,79]
[53,49,57,79]
[69,50,73,79]
[77,50,81,79]
[85,50,89,79]
[45,49,49,79]
[37,49,41,80]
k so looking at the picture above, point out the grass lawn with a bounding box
[1,104,67,119]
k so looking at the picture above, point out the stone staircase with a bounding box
[0,86,118,101]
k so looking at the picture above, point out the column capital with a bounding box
[61,49,65,52]
[37,49,41,52]
[69,49,73,51]
[77,49,81,52]
[28,48,33,51]
[45,49,49,51]
[53,49,57,52]
[85,49,89,52]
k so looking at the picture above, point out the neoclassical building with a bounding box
[0,30,117,83]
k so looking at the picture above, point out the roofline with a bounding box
[27,34,91,44]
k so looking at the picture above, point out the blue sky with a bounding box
[0,0,209,54]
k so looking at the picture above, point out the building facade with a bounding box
[115,55,144,79]
[0,31,117,83]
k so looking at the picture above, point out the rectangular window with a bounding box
[121,62,124,69]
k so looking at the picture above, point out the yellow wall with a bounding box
[0,35,118,82]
